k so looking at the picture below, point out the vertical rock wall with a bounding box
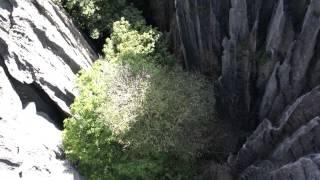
[146,0,320,179]
[0,0,97,178]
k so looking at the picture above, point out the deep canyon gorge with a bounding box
[1,0,320,179]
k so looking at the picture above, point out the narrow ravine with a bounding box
[1,0,320,180]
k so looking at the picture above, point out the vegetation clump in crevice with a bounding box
[61,1,218,179]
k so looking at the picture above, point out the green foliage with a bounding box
[104,18,175,68]
[58,0,144,39]
[104,19,158,64]
[63,10,215,180]
[62,62,116,179]
[64,62,215,179]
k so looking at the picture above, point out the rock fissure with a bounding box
[0,56,66,129]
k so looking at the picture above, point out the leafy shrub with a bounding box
[104,18,174,68]
[64,63,215,179]
[58,0,144,39]
[63,18,216,180]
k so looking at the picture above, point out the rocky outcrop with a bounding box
[259,0,320,121]
[175,0,228,77]
[232,86,320,179]
[0,0,96,115]
[0,0,96,178]
[0,66,82,179]
[145,0,320,179]
[229,0,320,178]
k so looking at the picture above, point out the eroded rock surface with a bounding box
[146,0,320,179]
[0,67,82,179]
[0,0,96,179]
[0,0,96,115]
[233,86,320,180]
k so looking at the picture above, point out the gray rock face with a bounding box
[0,66,82,179]
[232,1,320,178]
[175,0,228,77]
[146,0,320,179]
[260,0,320,121]
[0,0,96,179]
[233,86,320,179]
[0,0,96,115]
[218,0,255,129]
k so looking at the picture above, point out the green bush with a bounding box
[104,18,174,69]
[58,0,144,39]
[63,17,216,180]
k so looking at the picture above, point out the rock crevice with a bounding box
[142,0,320,179]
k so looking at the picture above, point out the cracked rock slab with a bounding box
[0,66,82,179]
[0,0,96,179]
[0,0,96,115]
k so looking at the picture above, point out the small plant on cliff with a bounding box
[63,18,216,179]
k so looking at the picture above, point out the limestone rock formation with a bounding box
[233,86,320,180]
[0,67,81,179]
[145,0,320,179]
[0,0,96,178]
[2,0,320,179]
[175,0,228,77]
